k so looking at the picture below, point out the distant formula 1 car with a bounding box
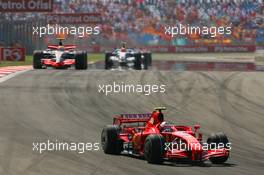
[33,39,87,69]
[105,47,152,70]
[101,107,230,164]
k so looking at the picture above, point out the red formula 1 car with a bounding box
[33,39,87,70]
[101,107,230,164]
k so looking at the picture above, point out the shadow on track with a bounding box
[119,153,237,168]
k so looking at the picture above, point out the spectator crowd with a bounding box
[0,0,263,46]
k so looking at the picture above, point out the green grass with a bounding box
[0,54,104,67]
[88,53,104,62]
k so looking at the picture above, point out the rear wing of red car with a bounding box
[48,45,76,50]
[113,113,152,125]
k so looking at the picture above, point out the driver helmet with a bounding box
[150,111,164,125]
[121,42,127,52]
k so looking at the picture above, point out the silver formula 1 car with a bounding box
[105,48,152,70]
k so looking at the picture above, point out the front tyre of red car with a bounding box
[144,134,165,164]
[207,132,229,164]
[75,51,87,70]
[33,50,43,69]
[101,125,123,155]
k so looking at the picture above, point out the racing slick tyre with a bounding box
[148,53,152,66]
[134,54,142,70]
[75,51,87,70]
[142,56,148,70]
[143,53,152,66]
[33,50,43,69]
[101,125,123,154]
[144,134,165,164]
[105,52,113,69]
[207,132,229,164]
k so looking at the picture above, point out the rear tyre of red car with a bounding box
[144,134,165,164]
[33,50,43,69]
[101,125,123,154]
[207,132,229,164]
[75,52,87,70]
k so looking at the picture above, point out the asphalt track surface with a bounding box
[0,67,264,175]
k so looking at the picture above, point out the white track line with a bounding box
[0,69,31,84]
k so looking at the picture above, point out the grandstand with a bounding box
[0,0,263,53]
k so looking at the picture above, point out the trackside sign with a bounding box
[0,48,26,61]
[0,0,53,12]
[46,13,102,24]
